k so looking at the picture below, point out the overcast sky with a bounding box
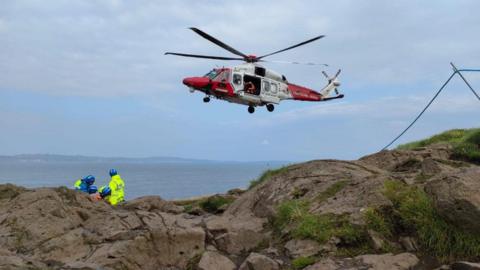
[0,0,479,161]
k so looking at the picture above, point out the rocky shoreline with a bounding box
[1,143,480,269]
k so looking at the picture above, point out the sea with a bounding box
[0,159,287,200]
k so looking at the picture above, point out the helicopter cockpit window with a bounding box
[213,70,230,82]
[233,73,242,85]
[204,70,218,79]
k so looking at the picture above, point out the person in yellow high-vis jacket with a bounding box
[103,169,125,206]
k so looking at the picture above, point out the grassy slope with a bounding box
[397,128,480,164]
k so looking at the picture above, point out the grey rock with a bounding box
[285,239,321,258]
[238,253,279,270]
[425,167,480,232]
[197,251,236,270]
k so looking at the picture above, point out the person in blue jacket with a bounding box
[74,175,96,193]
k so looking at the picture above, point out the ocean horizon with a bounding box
[0,154,289,200]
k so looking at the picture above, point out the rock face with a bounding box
[425,167,480,232]
[1,143,479,269]
[0,186,205,269]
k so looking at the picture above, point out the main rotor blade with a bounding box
[258,35,325,60]
[190,27,248,58]
[261,60,328,67]
[165,52,244,61]
[335,69,342,78]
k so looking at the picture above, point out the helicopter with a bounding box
[165,28,344,114]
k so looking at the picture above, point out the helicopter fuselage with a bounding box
[182,63,343,112]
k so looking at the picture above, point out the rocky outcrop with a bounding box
[1,143,480,269]
[425,167,480,232]
[0,186,205,269]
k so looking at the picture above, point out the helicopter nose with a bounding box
[183,77,210,88]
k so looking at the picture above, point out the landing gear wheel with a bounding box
[203,96,210,103]
[248,106,255,114]
[266,104,275,112]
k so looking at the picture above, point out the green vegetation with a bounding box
[316,181,349,203]
[174,195,235,214]
[185,252,203,270]
[291,256,316,269]
[414,173,431,183]
[364,208,392,237]
[274,199,369,252]
[198,195,234,213]
[364,180,480,262]
[397,128,480,164]
[397,129,469,149]
[0,184,23,200]
[249,166,290,189]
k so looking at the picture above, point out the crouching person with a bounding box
[103,169,125,206]
[74,175,95,193]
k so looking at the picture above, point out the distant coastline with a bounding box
[0,154,291,165]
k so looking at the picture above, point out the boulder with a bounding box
[238,253,279,270]
[355,253,419,270]
[204,215,266,255]
[197,251,236,270]
[425,167,480,232]
[304,258,341,270]
[284,239,321,258]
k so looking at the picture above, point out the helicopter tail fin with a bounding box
[319,69,341,98]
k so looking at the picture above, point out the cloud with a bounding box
[1,1,479,97]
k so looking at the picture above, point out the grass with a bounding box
[397,129,469,149]
[364,180,480,262]
[0,184,24,200]
[397,128,480,164]
[198,195,234,213]
[185,252,203,270]
[364,208,392,237]
[249,166,290,189]
[316,181,349,203]
[274,199,369,252]
[174,194,235,214]
[291,256,316,269]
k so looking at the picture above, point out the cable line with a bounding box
[452,63,480,101]
[381,63,480,151]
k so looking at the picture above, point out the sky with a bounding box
[0,0,479,161]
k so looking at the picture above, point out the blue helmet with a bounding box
[100,186,111,198]
[88,185,98,194]
[109,169,118,177]
[83,175,95,185]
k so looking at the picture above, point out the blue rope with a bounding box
[381,72,457,151]
[453,68,480,101]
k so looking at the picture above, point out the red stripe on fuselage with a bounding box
[288,83,322,101]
